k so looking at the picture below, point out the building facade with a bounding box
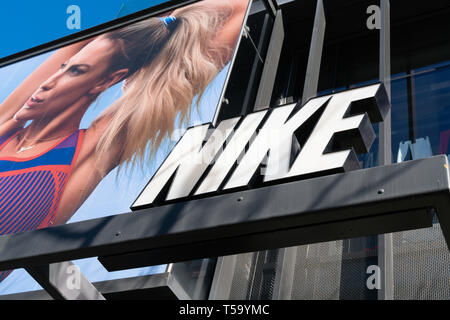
[0,0,449,300]
[207,0,450,300]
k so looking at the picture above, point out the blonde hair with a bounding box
[94,1,234,171]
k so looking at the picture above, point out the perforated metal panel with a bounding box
[248,250,279,300]
[228,252,255,299]
[392,221,450,300]
[228,250,280,300]
[290,241,343,300]
[339,237,378,300]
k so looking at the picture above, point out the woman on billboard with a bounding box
[0,0,248,272]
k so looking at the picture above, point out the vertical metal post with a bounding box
[272,0,326,300]
[209,0,281,299]
[262,0,278,18]
[208,256,238,299]
[240,13,272,114]
[406,69,418,143]
[272,246,297,299]
[301,0,326,105]
[377,0,394,300]
[254,9,285,111]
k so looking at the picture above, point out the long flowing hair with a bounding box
[93,1,234,172]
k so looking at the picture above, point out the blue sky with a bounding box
[0,0,240,294]
[0,0,168,59]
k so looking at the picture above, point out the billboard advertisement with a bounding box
[0,0,251,292]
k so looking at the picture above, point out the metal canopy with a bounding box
[0,273,187,300]
[0,155,449,273]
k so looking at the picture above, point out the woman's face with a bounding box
[14,36,125,122]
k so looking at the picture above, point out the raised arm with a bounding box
[212,0,249,62]
[0,38,95,126]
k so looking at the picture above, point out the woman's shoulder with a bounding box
[76,117,123,164]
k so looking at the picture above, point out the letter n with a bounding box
[132,119,239,208]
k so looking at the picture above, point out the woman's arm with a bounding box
[0,38,95,126]
[212,0,249,62]
[53,117,123,225]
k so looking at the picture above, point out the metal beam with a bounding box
[406,70,418,143]
[378,0,393,301]
[0,156,448,273]
[254,9,285,111]
[239,13,272,115]
[208,256,238,299]
[98,208,435,271]
[301,0,326,105]
[212,5,285,297]
[273,0,327,299]
[0,273,188,300]
[271,246,297,299]
[25,261,105,300]
[262,0,278,18]
[378,0,391,165]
